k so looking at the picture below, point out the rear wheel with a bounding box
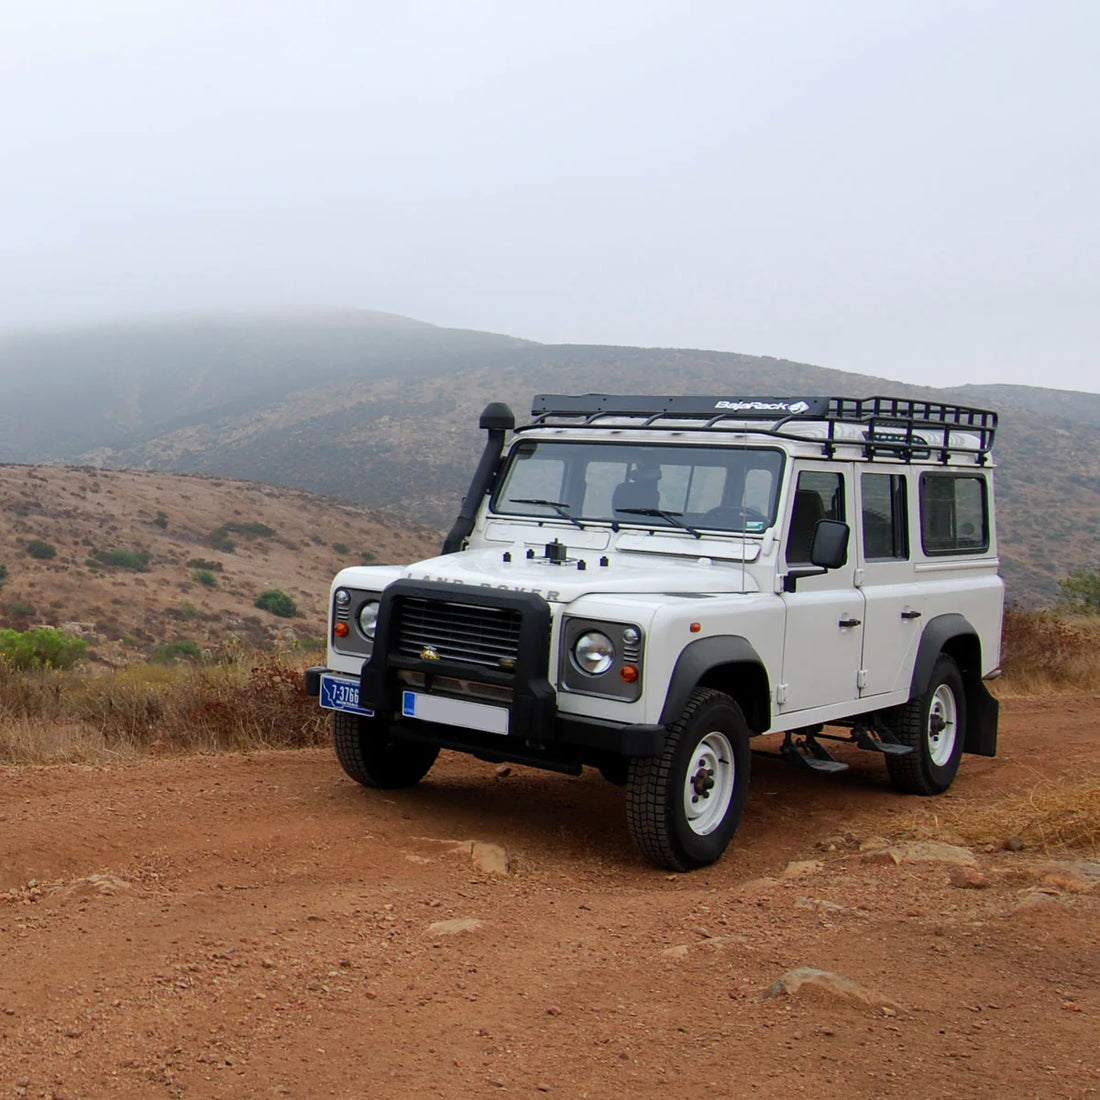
[625,688,751,871]
[886,655,966,795]
[332,712,439,789]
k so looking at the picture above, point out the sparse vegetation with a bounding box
[911,775,1100,854]
[187,558,224,572]
[254,589,298,618]
[0,564,7,592]
[360,550,377,563]
[0,648,327,764]
[154,511,169,529]
[25,539,57,560]
[998,606,1100,694]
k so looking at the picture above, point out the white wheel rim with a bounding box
[682,731,735,836]
[927,684,958,767]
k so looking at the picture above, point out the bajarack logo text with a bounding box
[714,399,811,414]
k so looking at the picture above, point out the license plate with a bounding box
[401,691,509,736]
[319,674,374,717]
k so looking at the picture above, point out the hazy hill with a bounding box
[1,312,1096,605]
[0,464,441,657]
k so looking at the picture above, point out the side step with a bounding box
[853,725,914,757]
[779,732,849,774]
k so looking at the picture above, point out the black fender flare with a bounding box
[659,635,770,733]
[910,613,979,697]
[909,612,998,757]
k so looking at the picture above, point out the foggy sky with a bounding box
[2,1,1097,392]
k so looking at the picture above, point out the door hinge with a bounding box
[857,669,867,690]
[776,683,789,705]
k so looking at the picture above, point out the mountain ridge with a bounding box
[1,312,1095,605]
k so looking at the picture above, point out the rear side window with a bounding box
[919,473,989,555]
[861,473,908,560]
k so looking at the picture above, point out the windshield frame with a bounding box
[490,439,787,535]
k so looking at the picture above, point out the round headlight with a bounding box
[573,631,615,676]
[357,600,380,639]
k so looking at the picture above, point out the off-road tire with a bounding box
[885,654,966,795]
[332,712,439,789]
[625,688,751,871]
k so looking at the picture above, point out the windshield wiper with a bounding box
[617,507,702,539]
[510,498,585,530]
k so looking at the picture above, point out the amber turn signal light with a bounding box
[334,622,350,638]
[620,665,639,683]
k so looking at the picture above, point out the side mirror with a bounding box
[783,519,850,593]
[810,519,849,570]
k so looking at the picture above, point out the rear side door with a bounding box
[778,465,865,715]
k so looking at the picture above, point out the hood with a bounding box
[402,547,761,603]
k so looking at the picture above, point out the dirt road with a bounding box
[2,696,1098,1099]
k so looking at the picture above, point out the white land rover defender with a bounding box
[306,394,1004,871]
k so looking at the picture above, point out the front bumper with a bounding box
[305,667,665,768]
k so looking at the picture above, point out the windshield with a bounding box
[492,440,785,533]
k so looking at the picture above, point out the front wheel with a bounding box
[625,688,751,871]
[332,712,439,789]
[885,655,966,795]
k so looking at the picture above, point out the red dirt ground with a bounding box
[2,695,1098,1099]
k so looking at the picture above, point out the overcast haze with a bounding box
[3,1,1097,392]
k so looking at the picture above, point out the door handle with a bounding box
[838,618,862,628]
[900,610,922,620]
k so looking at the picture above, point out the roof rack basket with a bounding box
[524,394,997,464]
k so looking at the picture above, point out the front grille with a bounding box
[395,597,522,670]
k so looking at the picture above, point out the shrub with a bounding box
[331,542,350,555]
[1058,569,1100,614]
[360,550,377,564]
[225,521,276,539]
[100,549,150,571]
[208,528,237,553]
[187,558,223,572]
[0,627,88,671]
[0,564,7,592]
[192,568,217,588]
[25,539,57,560]
[150,640,202,665]
[154,512,169,529]
[7,601,35,618]
[254,589,298,618]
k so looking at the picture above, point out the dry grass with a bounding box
[997,606,1100,695]
[3,607,1100,770]
[0,647,329,765]
[906,774,1100,857]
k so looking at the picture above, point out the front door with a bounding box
[778,467,865,715]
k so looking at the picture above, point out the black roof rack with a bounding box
[524,394,998,464]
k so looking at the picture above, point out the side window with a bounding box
[787,471,844,564]
[920,473,989,555]
[861,473,909,560]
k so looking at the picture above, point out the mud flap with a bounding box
[964,679,999,757]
